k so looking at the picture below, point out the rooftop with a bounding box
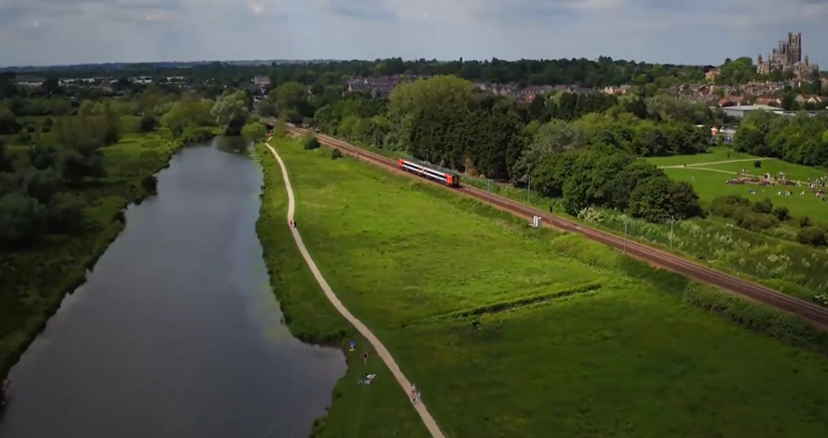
[723,104,779,111]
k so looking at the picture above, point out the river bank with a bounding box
[0,132,188,400]
[0,138,347,438]
[253,142,431,438]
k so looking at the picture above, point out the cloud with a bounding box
[0,0,825,67]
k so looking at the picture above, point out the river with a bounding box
[0,137,346,438]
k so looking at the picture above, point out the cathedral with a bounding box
[755,32,819,78]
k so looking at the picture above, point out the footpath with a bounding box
[263,143,447,438]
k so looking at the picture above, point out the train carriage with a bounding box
[397,159,460,187]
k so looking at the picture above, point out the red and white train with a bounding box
[397,159,460,187]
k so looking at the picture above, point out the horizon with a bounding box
[0,0,826,68]
[1,57,727,71]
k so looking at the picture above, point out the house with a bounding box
[514,85,553,102]
[754,95,781,106]
[718,96,744,107]
[602,85,631,95]
[250,76,271,93]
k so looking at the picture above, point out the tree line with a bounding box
[733,110,828,168]
[0,115,119,246]
[267,75,708,223]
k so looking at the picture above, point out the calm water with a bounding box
[0,137,346,438]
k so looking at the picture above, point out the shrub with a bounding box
[141,175,158,194]
[302,132,320,150]
[754,160,762,168]
[331,149,343,160]
[797,226,827,246]
[751,197,773,214]
[772,205,790,221]
[241,121,266,142]
[733,209,777,232]
[139,115,156,133]
[800,216,812,227]
[709,195,752,218]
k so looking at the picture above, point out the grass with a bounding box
[645,147,757,166]
[316,134,828,306]
[664,168,828,220]
[264,137,828,438]
[254,143,430,438]
[0,130,187,384]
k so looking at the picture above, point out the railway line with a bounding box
[264,118,828,328]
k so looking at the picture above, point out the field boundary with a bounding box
[407,282,604,327]
[262,142,447,438]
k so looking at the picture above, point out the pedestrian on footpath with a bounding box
[411,384,417,403]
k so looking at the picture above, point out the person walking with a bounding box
[410,384,417,403]
[362,350,368,364]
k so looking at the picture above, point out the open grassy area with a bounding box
[263,137,828,438]
[254,144,430,438]
[664,168,828,220]
[646,148,756,167]
[0,131,186,382]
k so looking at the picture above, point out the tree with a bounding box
[0,192,47,245]
[302,132,321,150]
[269,81,312,123]
[45,192,85,233]
[0,105,20,135]
[162,93,214,137]
[0,138,10,172]
[211,90,250,135]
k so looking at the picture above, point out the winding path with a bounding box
[659,157,774,169]
[263,143,447,438]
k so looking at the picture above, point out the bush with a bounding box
[141,175,158,194]
[15,132,31,145]
[797,226,827,246]
[751,197,773,214]
[709,195,752,218]
[754,160,762,168]
[241,121,266,142]
[733,209,778,232]
[772,205,790,221]
[330,149,343,160]
[139,115,156,133]
[302,132,320,150]
[800,216,812,227]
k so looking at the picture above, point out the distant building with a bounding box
[721,104,778,119]
[756,32,819,78]
[250,76,271,93]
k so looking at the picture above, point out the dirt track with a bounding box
[267,120,828,328]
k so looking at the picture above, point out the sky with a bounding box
[0,0,827,68]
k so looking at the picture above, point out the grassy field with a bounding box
[260,137,828,438]
[0,131,187,383]
[254,144,430,438]
[649,147,828,217]
[646,148,756,166]
[664,168,828,220]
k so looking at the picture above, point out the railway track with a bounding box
[268,119,828,328]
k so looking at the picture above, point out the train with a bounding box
[397,159,460,187]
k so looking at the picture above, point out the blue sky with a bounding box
[0,0,826,68]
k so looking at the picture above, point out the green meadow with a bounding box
[256,138,828,438]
